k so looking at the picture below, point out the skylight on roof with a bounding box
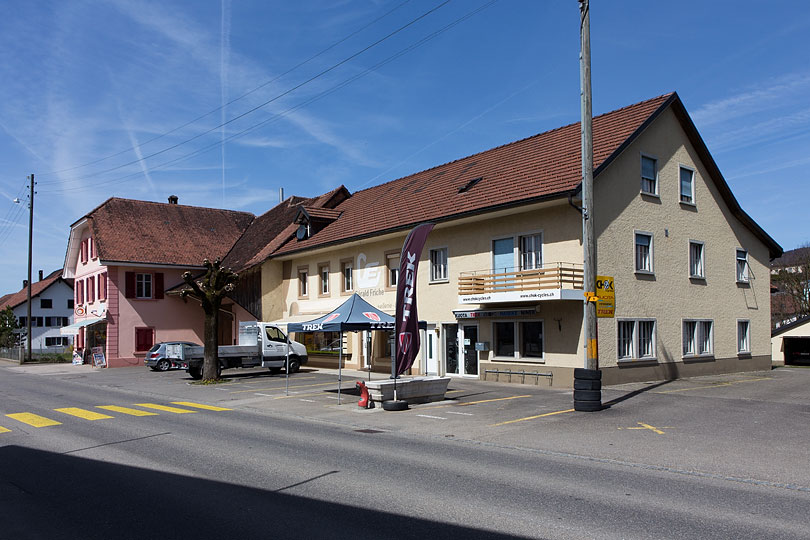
[458,177,482,194]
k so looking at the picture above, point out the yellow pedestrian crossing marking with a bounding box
[134,403,197,414]
[55,408,114,420]
[0,426,10,433]
[171,402,231,411]
[97,405,158,417]
[6,412,62,427]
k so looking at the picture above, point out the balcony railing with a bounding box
[458,262,584,297]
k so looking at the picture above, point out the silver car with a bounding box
[145,341,200,372]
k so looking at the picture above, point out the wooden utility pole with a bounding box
[26,174,34,363]
[579,1,598,372]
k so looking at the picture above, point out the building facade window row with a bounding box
[617,318,752,361]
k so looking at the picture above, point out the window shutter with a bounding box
[154,273,164,299]
[78,280,84,304]
[99,273,107,301]
[91,237,97,259]
[77,327,85,349]
[125,272,135,298]
[88,277,95,303]
[81,240,88,263]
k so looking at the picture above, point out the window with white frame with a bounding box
[386,253,400,288]
[689,241,705,278]
[429,248,448,282]
[736,249,749,282]
[519,233,543,270]
[341,260,353,292]
[737,320,751,354]
[617,319,656,360]
[493,320,544,360]
[635,232,653,273]
[641,155,657,195]
[136,273,152,299]
[680,166,695,204]
[45,337,69,347]
[298,268,308,297]
[319,264,330,295]
[683,319,713,356]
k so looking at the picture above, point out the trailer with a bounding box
[167,322,308,379]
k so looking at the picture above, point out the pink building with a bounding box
[62,197,255,367]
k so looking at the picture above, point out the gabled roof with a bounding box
[221,196,311,273]
[772,315,810,337]
[270,92,781,259]
[0,269,66,311]
[295,206,343,223]
[70,198,254,268]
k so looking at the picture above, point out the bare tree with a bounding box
[181,258,238,381]
[771,244,810,328]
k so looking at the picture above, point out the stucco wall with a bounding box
[594,107,772,380]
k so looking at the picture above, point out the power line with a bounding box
[45,1,497,195]
[36,1,413,179]
[37,0,450,187]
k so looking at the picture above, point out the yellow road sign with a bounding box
[595,275,615,318]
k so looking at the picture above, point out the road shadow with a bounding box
[0,446,535,540]
[602,379,676,408]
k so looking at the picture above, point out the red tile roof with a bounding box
[0,269,65,310]
[273,94,673,256]
[85,198,254,267]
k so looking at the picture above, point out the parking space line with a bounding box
[654,377,771,394]
[134,403,197,414]
[491,408,575,427]
[422,395,531,410]
[97,405,158,416]
[171,402,232,411]
[6,413,62,427]
[446,411,474,416]
[54,408,114,420]
[0,426,10,433]
[417,414,447,420]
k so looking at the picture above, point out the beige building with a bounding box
[256,93,781,387]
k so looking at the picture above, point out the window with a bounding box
[680,166,695,204]
[135,327,154,352]
[45,317,68,327]
[40,298,52,309]
[301,331,343,356]
[689,241,705,278]
[136,273,152,299]
[736,249,749,283]
[319,264,330,295]
[493,320,544,359]
[635,232,653,273]
[429,248,448,282]
[737,320,751,354]
[18,316,26,327]
[45,337,69,347]
[494,322,515,357]
[298,268,309,297]
[341,260,353,292]
[87,277,95,303]
[521,321,544,359]
[683,319,713,357]
[617,319,656,360]
[265,327,287,343]
[98,272,107,301]
[519,233,543,270]
[386,253,400,288]
[32,317,43,327]
[67,299,74,309]
[641,155,657,195]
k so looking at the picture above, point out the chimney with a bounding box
[38,270,43,281]
[168,195,178,204]
[23,279,28,289]
[279,188,284,203]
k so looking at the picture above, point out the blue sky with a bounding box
[1,0,808,295]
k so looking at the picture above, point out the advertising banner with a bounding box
[394,223,434,376]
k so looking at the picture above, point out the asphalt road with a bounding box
[1,361,809,539]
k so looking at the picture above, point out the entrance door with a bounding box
[444,324,459,374]
[425,325,438,375]
[462,324,479,376]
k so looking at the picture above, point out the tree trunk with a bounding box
[203,304,220,381]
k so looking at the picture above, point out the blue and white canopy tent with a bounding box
[285,293,425,403]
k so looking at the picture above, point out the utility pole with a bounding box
[26,174,34,363]
[576,0,601,411]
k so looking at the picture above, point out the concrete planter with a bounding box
[365,376,451,405]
